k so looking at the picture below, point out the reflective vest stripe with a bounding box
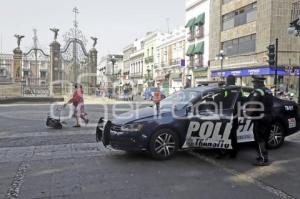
[255,89,265,96]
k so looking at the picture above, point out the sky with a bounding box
[0,0,185,58]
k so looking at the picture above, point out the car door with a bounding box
[182,88,240,150]
[236,87,255,143]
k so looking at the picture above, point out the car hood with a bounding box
[112,106,171,125]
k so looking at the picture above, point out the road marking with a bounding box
[4,161,29,199]
[189,151,296,199]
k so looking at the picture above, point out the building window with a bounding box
[222,2,257,31]
[40,71,47,79]
[0,69,4,76]
[189,56,195,67]
[194,54,203,67]
[223,12,235,30]
[196,25,204,38]
[23,71,29,77]
[222,34,256,56]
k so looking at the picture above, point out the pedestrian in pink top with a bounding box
[65,84,89,127]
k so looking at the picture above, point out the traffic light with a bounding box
[267,44,276,66]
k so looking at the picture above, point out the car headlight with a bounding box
[121,123,144,132]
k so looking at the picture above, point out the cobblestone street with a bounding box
[0,104,300,199]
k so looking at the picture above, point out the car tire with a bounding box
[149,129,179,160]
[267,122,285,149]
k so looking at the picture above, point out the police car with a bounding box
[96,85,300,160]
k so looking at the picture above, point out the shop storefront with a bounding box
[193,67,208,86]
[170,73,183,94]
[211,66,300,89]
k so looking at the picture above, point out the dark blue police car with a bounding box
[96,85,300,160]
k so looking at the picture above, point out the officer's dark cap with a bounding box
[252,75,266,83]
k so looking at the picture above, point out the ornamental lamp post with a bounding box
[110,55,116,95]
[147,67,151,87]
[215,50,228,81]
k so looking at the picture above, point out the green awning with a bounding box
[194,42,204,54]
[185,18,196,28]
[194,13,205,25]
[186,44,195,56]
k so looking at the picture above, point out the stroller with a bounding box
[46,106,65,129]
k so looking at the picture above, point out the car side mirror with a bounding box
[186,105,193,116]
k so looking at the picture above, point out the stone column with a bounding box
[13,48,22,82]
[50,41,61,95]
[88,48,98,95]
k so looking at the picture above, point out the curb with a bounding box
[0,97,64,104]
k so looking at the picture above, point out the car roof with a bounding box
[185,85,246,93]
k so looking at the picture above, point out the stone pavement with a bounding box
[0,104,300,199]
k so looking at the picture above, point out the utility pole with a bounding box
[274,38,279,93]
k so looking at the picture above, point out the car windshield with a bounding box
[160,90,200,109]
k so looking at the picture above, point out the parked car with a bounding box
[96,85,300,160]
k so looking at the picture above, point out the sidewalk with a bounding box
[0,96,64,104]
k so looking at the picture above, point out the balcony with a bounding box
[194,55,204,67]
[129,72,143,78]
[187,32,195,42]
[144,73,153,80]
[171,59,181,66]
[194,59,204,67]
[188,57,194,68]
[195,26,204,39]
[145,56,154,64]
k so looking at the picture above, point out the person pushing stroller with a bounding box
[65,83,89,128]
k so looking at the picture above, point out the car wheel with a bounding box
[267,122,285,149]
[149,129,179,160]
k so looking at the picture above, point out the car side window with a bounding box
[197,90,239,114]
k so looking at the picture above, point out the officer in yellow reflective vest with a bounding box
[246,76,273,166]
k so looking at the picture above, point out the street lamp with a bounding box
[215,50,228,80]
[147,67,151,87]
[110,55,117,95]
[287,14,300,104]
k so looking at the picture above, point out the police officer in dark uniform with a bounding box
[227,75,238,158]
[247,76,273,166]
[216,75,238,159]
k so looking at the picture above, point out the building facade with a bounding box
[22,56,50,85]
[185,0,210,87]
[156,28,186,95]
[143,32,167,88]
[209,0,300,95]
[0,54,13,83]
[98,54,123,94]
[0,53,50,85]
[129,38,145,95]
